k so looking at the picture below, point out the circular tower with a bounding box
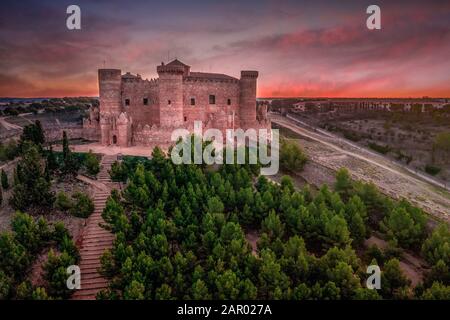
[239,70,258,128]
[157,62,184,127]
[98,69,122,115]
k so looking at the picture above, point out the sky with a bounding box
[0,0,449,98]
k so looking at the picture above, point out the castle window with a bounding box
[191,98,196,106]
[143,98,148,105]
[168,100,171,105]
[227,99,231,105]
[184,116,187,122]
[125,99,130,106]
[209,95,216,105]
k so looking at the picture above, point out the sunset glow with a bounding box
[1,0,449,98]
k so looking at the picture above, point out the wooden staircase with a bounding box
[71,155,118,300]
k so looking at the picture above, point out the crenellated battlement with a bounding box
[240,70,259,79]
[184,77,239,84]
[84,59,270,147]
[157,64,185,75]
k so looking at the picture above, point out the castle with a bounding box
[83,59,270,147]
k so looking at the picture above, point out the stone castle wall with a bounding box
[182,78,240,125]
[121,76,159,126]
[85,60,270,147]
[45,127,84,142]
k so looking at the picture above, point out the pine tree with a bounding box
[9,142,54,211]
[61,131,78,177]
[191,279,211,299]
[261,211,285,239]
[334,168,353,200]
[381,258,411,298]
[19,120,45,151]
[1,169,8,189]
[46,145,58,173]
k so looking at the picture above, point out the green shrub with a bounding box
[58,235,80,261]
[368,142,391,154]
[380,201,427,249]
[69,192,94,218]
[1,169,9,189]
[31,287,51,300]
[343,130,361,142]
[16,280,33,299]
[420,282,450,300]
[0,140,19,162]
[9,142,54,211]
[424,164,441,176]
[43,249,77,299]
[433,132,450,153]
[421,225,450,266]
[0,271,11,299]
[109,161,128,182]
[54,191,73,211]
[51,221,71,243]
[85,151,100,176]
[0,233,30,276]
[11,212,49,253]
[280,138,308,173]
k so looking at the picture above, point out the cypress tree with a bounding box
[1,169,8,189]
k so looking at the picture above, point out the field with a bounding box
[296,111,450,182]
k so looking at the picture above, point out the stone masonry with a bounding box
[83,59,270,147]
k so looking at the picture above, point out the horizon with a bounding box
[2,96,450,100]
[1,0,450,98]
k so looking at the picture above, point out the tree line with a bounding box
[97,143,449,300]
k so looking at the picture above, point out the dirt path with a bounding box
[58,142,161,157]
[245,230,259,257]
[71,154,118,300]
[364,236,426,287]
[271,115,450,222]
[0,117,22,130]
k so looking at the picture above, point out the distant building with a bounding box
[290,98,448,114]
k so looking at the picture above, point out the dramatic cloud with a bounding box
[0,0,449,97]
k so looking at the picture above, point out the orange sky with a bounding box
[1,0,449,98]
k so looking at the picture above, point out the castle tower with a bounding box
[157,61,186,127]
[116,112,132,147]
[99,115,111,145]
[98,69,122,115]
[239,71,258,127]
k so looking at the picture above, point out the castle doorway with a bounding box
[112,135,117,145]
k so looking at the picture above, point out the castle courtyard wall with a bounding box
[182,79,240,125]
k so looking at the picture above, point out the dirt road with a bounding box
[0,117,22,130]
[271,114,450,222]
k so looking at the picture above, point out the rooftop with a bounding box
[186,72,238,81]
[166,59,190,68]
